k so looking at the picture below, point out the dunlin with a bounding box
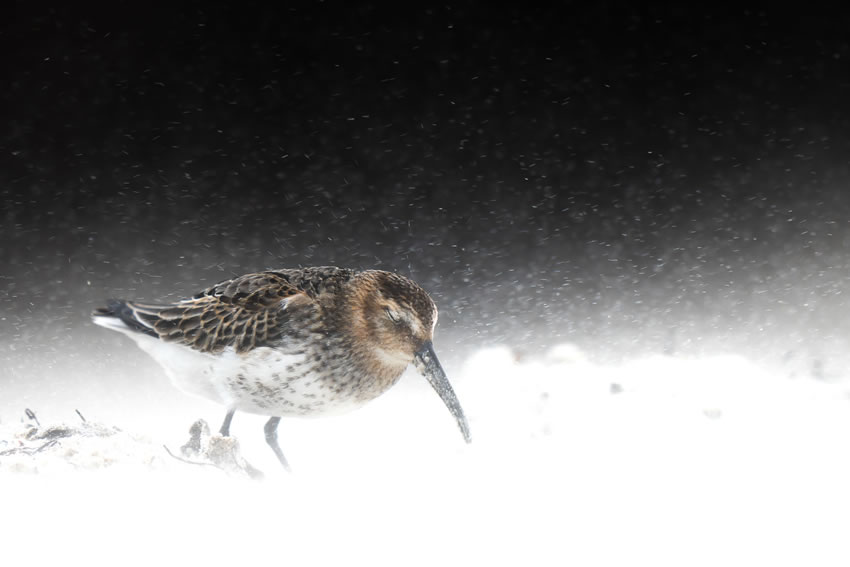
[93,266,471,470]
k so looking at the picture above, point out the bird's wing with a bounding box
[101,272,312,353]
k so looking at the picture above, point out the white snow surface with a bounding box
[3,344,850,566]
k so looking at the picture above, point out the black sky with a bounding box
[3,3,850,372]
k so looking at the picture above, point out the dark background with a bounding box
[3,2,850,400]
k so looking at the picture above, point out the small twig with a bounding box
[37,426,74,441]
[0,439,58,457]
[162,445,219,469]
[24,408,40,427]
[163,444,265,480]
[34,439,58,453]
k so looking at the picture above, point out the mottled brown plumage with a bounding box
[93,266,470,471]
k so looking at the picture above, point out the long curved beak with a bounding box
[413,341,471,443]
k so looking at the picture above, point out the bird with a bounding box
[92,266,471,470]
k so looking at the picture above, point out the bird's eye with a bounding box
[385,308,401,324]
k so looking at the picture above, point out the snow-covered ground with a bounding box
[3,344,850,566]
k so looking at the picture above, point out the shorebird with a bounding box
[93,266,471,470]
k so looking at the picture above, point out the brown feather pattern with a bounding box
[121,271,315,353]
[93,266,472,455]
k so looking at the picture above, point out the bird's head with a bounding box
[349,270,471,443]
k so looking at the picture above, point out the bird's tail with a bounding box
[92,300,158,337]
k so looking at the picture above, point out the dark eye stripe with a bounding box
[385,308,401,323]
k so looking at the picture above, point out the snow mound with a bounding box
[2,345,850,566]
[0,411,166,474]
[0,411,263,478]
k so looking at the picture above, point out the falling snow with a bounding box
[3,5,850,567]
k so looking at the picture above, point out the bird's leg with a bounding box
[219,409,236,437]
[264,416,291,472]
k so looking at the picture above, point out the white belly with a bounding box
[96,318,370,417]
